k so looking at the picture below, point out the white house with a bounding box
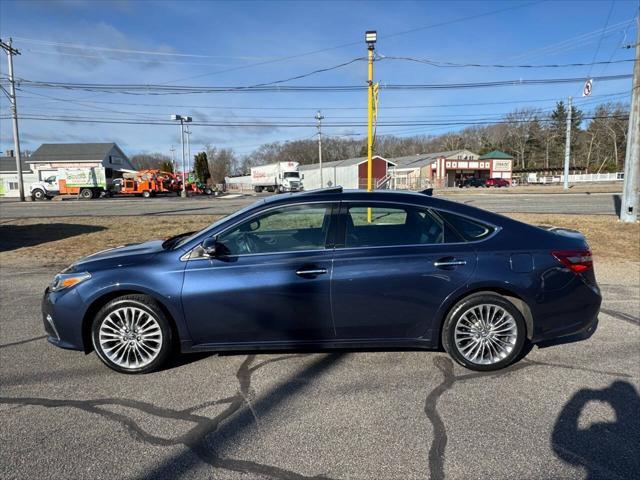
[0,153,37,197]
[27,143,135,181]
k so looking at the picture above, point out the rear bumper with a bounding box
[530,277,601,345]
[535,314,599,348]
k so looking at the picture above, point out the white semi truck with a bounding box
[250,162,303,193]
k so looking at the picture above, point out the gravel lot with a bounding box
[0,261,638,480]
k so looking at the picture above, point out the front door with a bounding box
[331,202,477,342]
[182,202,337,345]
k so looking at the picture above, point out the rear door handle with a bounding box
[434,259,467,268]
[296,268,328,277]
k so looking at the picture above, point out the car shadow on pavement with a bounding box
[552,381,640,479]
[0,223,106,252]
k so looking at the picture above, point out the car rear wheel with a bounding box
[92,295,172,374]
[442,293,526,371]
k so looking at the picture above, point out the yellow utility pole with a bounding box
[365,31,376,192]
[365,31,377,223]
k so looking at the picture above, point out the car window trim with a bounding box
[334,199,500,251]
[182,200,340,261]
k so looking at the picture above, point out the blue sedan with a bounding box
[42,188,601,374]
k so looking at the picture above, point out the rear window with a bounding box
[437,211,495,241]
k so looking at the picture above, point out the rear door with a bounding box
[330,201,478,342]
[181,202,338,345]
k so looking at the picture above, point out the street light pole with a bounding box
[180,118,186,197]
[315,110,324,187]
[171,115,191,197]
[185,127,192,180]
[1,38,25,201]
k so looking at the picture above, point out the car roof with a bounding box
[255,187,514,227]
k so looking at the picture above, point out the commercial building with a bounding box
[299,155,397,190]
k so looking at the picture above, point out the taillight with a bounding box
[552,250,593,273]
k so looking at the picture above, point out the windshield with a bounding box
[283,172,299,179]
[172,200,265,250]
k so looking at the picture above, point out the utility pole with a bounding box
[315,110,324,187]
[169,145,176,171]
[185,127,192,181]
[563,96,572,190]
[620,17,639,223]
[1,38,25,201]
[365,31,377,193]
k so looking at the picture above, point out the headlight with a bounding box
[50,272,91,292]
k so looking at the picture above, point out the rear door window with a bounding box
[436,210,495,241]
[343,203,462,248]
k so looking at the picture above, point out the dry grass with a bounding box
[0,216,220,268]
[1,213,638,268]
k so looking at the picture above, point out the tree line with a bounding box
[131,100,629,183]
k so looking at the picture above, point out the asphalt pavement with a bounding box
[0,265,638,479]
[0,190,623,218]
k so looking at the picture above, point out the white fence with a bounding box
[527,172,624,184]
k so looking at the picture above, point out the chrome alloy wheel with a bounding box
[98,306,163,369]
[454,304,518,365]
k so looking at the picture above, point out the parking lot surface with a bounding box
[1,263,638,479]
[0,191,623,218]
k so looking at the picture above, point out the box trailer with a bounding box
[251,162,303,193]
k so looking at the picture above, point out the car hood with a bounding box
[73,240,166,269]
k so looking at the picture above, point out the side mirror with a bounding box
[301,174,305,180]
[202,237,218,257]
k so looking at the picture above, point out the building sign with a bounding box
[492,159,512,172]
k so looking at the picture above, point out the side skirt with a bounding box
[180,337,440,354]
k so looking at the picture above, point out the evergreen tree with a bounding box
[193,152,211,183]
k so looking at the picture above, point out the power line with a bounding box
[2,113,627,128]
[11,89,628,111]
[161,0,546,84]
[3,73,632,94]
[379,55,635,69]
[587,0,616,78]
[11,91,627,121]
[8,36,267,60]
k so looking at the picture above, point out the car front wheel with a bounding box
[92,295,172,374]
[442,293,526,371]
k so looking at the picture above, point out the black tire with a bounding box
[442,293,526,371]
[91,295,173,374]
[142,190,151,198]
[31,189,46,201]
[91,189,101,199]
[204,187,213,195]
[79,188,93,200]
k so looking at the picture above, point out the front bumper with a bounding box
[42,287,86,351]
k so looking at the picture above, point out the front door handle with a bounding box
[434,259,467,268]
[296,267,328,277]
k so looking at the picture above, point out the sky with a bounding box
[0,0,637,159]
